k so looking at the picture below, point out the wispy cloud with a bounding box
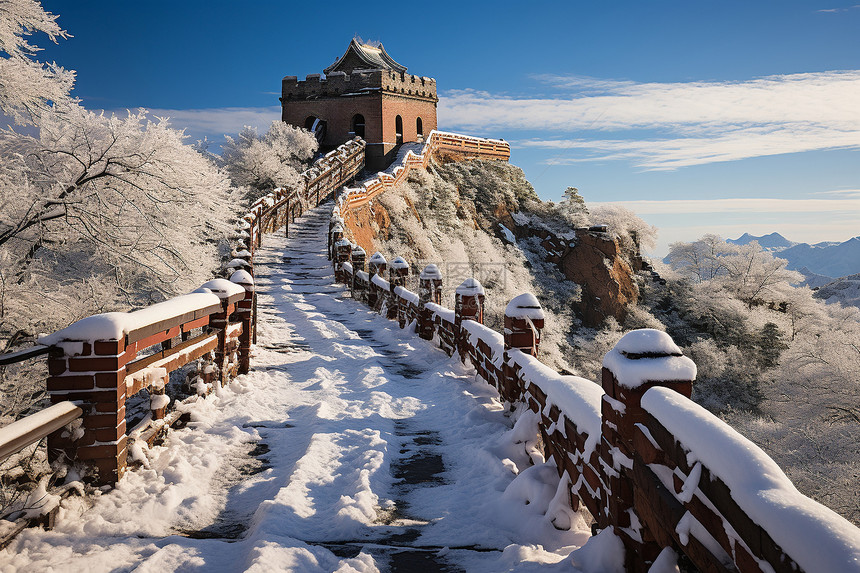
[812,189,860,198]
[146,106,281,139]
[588,197,860,215]
[438,71,860,169]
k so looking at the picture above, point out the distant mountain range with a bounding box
[727,233,860,279]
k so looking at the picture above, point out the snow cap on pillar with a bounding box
[369,251,387,265]
[335,238,352,248]
[504,293,545,320]
[331,222,345,234]
[456,278,485,297]
[390,257,409,270]
[419,264,442,280]
[229,270,255,290]
[351,245,366,256]
[602,328,696,389]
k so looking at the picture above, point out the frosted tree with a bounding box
[667,236,801,307]
[221,121,317,200]
[0,0,74,124]
[0,104,234,278]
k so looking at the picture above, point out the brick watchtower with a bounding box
[280,39,438,171]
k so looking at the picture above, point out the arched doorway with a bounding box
[351,114,366,139]
[395,115,403,144]
[304,116,326,142]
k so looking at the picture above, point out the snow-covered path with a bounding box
[1,204,595,573]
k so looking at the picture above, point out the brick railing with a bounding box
[328,237,860,573]
[335,129,509,213]
[0,138,366,490]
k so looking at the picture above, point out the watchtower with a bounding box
[281,39,438,171]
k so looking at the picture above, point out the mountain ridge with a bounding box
[727,233,860,278]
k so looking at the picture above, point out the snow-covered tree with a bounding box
[667,236,801,307]
[0,0,74,125]
[0,103,234,281]
[221,121,317,200]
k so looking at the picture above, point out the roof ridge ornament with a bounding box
[324,38,407,76]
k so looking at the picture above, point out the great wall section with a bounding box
[1,128,859,572]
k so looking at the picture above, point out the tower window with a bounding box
[416,117,423,137]
[395,115,403,144]
[352,114,366,139]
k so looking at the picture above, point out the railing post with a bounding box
[455,278,485,360]
[367,252,387,309]
[350,245,366,299]
[454,278,485,326]
[333,239,352,283]
[502,293,544,403]
[230,270,255,375]
[329,220,344,261]
[388,257,409,319]
[45,336,129,485]
[418,264,443,340]
[600,329,696,572]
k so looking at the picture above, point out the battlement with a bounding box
[282,69,437,101]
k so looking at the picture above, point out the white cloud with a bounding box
[146,106,281,139]
[439,71,860,169]
[589,197,860,215]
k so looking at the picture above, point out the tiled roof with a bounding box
[324,39,407,75]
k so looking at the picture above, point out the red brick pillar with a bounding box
[201,279,244,387]
[454,278,485,326]
[333,239,352,282]
[388,257,409,319]
[329,221,344,261]
[46,334,131,485]
[418,264,443,340]
[350,245,366,298]
[599,329,696,572]
[367,252,388,310]
[230,270,255,375]
[501,293,544,403]
[454,278,485,361]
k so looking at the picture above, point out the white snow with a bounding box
[368,251,386,264]
[642,386,860,572]
[455,277,485,297]
[419,264,442,280]
[39,291,221,345]
[393,286,419,305]
[229,270,254,288]
[507,350,603,458]
[499,224,517,244]
[602,330,696,389]
[199,279,246,299]
[389,257,409,270]
[613,329,682,357]
[505,293,545,320]
[370,274,389,290]
[461,320,504,364]
[424,302,455,324]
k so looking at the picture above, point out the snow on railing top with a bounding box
[38,291,223,345]
[507,349,604,458]
[642,386,860,573]
[424,302,455,324]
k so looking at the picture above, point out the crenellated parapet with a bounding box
[281,70,437,102]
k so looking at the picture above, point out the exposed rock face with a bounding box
[514,226,640,327]
[342,201,390,256]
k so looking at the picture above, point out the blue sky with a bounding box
[39,0,860,255]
